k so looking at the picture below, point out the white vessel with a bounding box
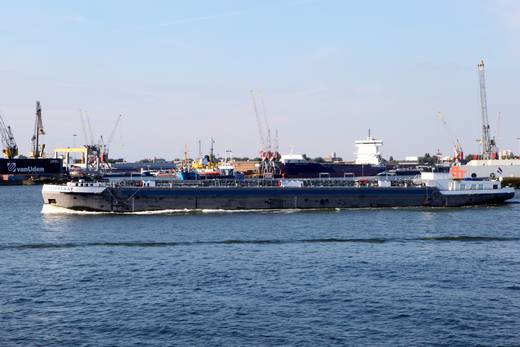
[458,159,520,179]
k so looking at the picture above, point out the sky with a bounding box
[1,0,520,161]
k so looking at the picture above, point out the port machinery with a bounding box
[250,90,282,177]
[0,114,18,159]
[1,101,47,160]
[456,60,520,180]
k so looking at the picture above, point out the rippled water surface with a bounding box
[2,185,520,346]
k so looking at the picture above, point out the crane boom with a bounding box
[250,89,281,176]
[250,90,266,152]
[0,115,9,145]
[85,111,95,145]
[274,129,279,153]
[436,112,463,162]
[259,93,272,152]
[79,110,89,146]
[107,114,122,147]
[98,114,123,164]
[496,111,501,152]
[478,60,495,159]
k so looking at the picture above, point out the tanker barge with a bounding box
[42,172,514,212]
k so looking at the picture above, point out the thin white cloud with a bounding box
[491,0,520,30]
[155,38,186,48]
[487,0,520,56]
[312,47,339,60]
[160,9,250,26]
[288,0,320,5]
[160,0,318,26]
[285,85,329,97]
[66,15,87,23]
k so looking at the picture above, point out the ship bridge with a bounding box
[354,132,383,165]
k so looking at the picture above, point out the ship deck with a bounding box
[111,176,419,189]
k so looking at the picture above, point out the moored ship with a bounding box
[42,172,514,212]
[281,132,386,178]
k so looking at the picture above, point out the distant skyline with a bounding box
[1,0,520,161]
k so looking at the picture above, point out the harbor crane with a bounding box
[31,101,45,158]
[251,90,267,151]
[274,129,279,154]
[0,114,18,159]
[477,60,497,159]
[74,111,122,172]
[496,111,502,155]
[99,114,122,163]
[105,114,122,153]
[209,137,216,162]
[436,112,463,162]
[79,110,90,146]
[250,90,281,177]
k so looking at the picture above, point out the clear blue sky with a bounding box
[1,0,520,160]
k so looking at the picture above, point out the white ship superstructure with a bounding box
[354,131,383,165]
[459,159,520,179]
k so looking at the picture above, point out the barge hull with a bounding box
[42,186,515,212]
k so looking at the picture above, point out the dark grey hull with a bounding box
[42,186,515,212]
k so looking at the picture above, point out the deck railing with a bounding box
[110,175,420,189]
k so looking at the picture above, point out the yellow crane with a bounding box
[0,114,18,159]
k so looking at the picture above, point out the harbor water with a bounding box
[2,185,520,346]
